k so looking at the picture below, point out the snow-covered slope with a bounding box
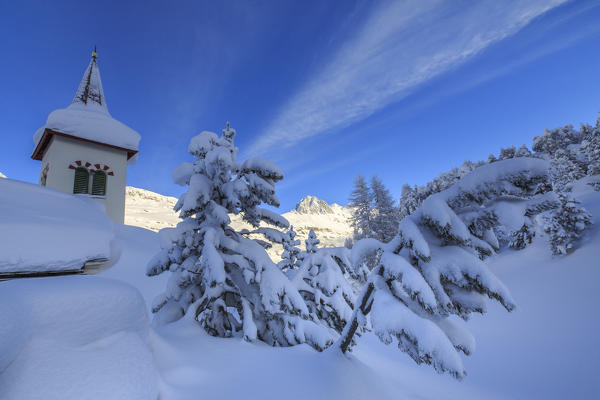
[0,172,6,178]
[125,187,353,257]
[125,186,180,232]
[117,178,600,400]
[2,178,599,399]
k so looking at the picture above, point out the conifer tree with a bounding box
[337,161,556,379]
[348,175,373,240]
[305,229,320,254]
[399,184,419,220]
[370,175,399,243]
[580,115,600,176]
[147,123,332,350]
[278,225,301,272]
[509,224,535,249]
[499,146,516,160]
[515,144,532,157]
[549,149,584,191]
[545,192,592,255]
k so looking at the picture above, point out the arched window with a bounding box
[91,170,107,196]
[73,167,89,194]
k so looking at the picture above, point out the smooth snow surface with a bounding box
[0,276,158,400]
[0,178,116,272]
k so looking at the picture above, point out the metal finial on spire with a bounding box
[92,45,98,60]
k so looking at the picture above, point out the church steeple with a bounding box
[72,46,109,114]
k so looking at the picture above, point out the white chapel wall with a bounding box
[42,135,128,223]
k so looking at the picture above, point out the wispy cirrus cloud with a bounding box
[248,0,568,157]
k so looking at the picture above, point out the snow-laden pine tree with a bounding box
[292,230,356,334]
[370,175,399,242]
[499,146,516,160]
[509,224,535,249]
[397,160,485,223]
[337,159,560,379]
[399,184,419,220]
[278,225,301,273]
[348,174,372,240]
[533,124,581,157]
[549,149,585,191]
[544,191,592,255]
[147,123,332,350]
[305,229,320,254]
[515,144,532,157]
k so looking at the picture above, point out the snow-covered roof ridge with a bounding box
[32,51,141,155]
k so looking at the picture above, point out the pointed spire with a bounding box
[72,46,109,114]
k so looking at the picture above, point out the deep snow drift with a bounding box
[0,178,116,273]
[0,276,158,400]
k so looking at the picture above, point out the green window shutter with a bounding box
[73,167,89,194]
[92,170,107,196]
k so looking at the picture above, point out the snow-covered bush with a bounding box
[147,123,332,350]
[544,192,592,255]
[509,224,535,250]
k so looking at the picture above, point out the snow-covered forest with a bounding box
[2,113,599,399]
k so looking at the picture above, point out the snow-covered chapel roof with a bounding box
[32,49,140,160]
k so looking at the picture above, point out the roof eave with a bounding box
[31,128,138,161]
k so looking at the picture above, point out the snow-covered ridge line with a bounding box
[125,187,354,260]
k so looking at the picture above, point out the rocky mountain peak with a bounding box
[295,195,333,214]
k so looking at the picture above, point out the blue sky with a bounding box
[1,0,599,211]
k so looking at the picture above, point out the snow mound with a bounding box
[0,276,158,400]
[0,179,116,273]
[295,195,334,214]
